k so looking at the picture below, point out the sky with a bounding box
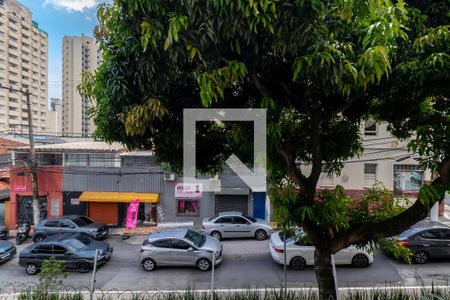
[17,0,106,102]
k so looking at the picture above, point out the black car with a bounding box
[0,225,8,240]
[390,220,450,264]
[32,215,109,242]
[0,240,16,263]
[19,233,113,275]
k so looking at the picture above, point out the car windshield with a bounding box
[71,218,87,227]
[398,228,421,238]
[184,229,205,247]
[209,214,219,221]
[243,215,256,222]
[279,231,293,242]
[79,216,95,225]
[65,234,92,250]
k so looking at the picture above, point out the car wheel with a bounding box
[78,262,91,273]
[352,254,369,268]
[196,258,211,271]
[33,235,45,243]
[142,258,156,271]
[290,256,306,270]
[211,231,222,241]
[413,251,428,264]
[25,263,38,275]
[255,229,267,241]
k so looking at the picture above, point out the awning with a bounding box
[79,192,159,203]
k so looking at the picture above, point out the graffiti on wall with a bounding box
[17,196,47,225]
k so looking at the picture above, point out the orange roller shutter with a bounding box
[88,202,118,226]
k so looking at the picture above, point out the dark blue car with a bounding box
[0,240,16,263]
[19,233,113,275]
[0,225,8,240]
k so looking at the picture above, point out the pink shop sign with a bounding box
[13,185,27,192]
[175,183,202,198]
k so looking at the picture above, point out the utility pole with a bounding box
[0,84,40,226]
[25,89,40,226]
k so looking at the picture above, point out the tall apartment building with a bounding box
[0,0,48,134]
[46,97,61,135]
[62,35,100,137]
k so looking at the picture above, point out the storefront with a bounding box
[9,166,63,226]
[78,192,160,226]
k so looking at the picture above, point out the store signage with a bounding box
[126,199,140,229]
[13,185,27,192]
[175,183,202,198]
[71,198,80,205]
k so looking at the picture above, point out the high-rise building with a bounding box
[62,35,100,137]
[0,0,48,134]
[46,97,61,135]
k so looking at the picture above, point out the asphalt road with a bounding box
[0,236,449,294]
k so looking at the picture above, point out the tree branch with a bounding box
[308,118,323,187]
[252,71,276,100]
[277,147,307,190]
[330,157,450,253]
[325,93,364,120]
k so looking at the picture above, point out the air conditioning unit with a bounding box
[209,174,219,181]
[164,173,175,181]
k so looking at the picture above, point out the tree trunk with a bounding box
[314,247,337,300]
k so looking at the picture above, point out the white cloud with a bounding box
[44,0,98,12]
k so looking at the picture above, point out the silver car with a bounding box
[202,211,273,241]
[139,228,223,271]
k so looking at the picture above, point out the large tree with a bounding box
[83,0,450,298]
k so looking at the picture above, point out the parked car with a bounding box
[0,225,8,240]
[19,232,113,275]
[269,231,373,269]
[202,212,273,241]
[0,240,16,263]
[32,215,109,242]
[387,220,450,264]
[139,228,223,271]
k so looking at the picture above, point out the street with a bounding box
[1,236,450,294]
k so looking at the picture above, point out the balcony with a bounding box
[22,21,31,30]
[22,69,31,78]
[8,64,19,74]
[8,21,19,32]
[8,37,19,48]
[9,73,20,82]
[22,37,31,47]
[8,55,19,64]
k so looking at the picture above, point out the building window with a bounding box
[65,154,88,166]
[364,120,377,136]
[88,154,115,167]
[393,165,423,194]
[177,200,199,216]
[364,163,377,187]
[51,198,59,216]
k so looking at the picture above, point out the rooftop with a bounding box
[0,137,26,156]
[120,151,154,157]
[12,141,126,153]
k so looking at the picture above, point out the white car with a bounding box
[269,231,373,269]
